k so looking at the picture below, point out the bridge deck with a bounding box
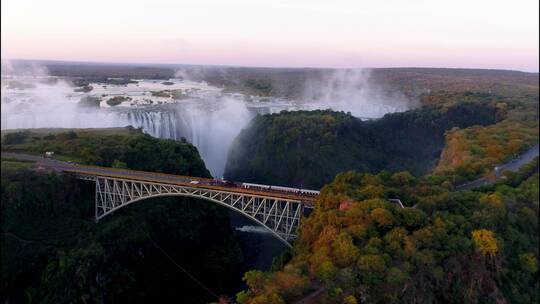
[66,165,318,204]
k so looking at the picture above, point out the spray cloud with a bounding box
[1,60,127,130]
[303,69,416,118]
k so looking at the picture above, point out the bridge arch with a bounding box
[92,176,305,247]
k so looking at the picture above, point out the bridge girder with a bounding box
[90,176,305,246]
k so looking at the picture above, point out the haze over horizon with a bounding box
[2,0,539,72]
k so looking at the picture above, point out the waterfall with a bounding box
[119,100,254,177]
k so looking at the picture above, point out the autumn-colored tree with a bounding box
[472,229,499,257]
[343,295,358,304]
[313,226,339,250]
[272,265,309,299]
[347,224,368,240]
[331,232,360,267]
[237,166,539,303]
[370,208,394,227]
[479,192,506,219]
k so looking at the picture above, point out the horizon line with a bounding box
[2,57,539,74]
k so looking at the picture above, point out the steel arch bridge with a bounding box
[75,174,309,246]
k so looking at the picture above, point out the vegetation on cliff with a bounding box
[238,161,539,303]
[1,129,242,303]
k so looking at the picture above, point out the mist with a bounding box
[186,98,252,178]
[303,69,416,118]
[174,66,229,84]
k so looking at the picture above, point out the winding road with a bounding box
[455,144,539,190]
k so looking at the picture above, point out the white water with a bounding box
[1,77,127,129]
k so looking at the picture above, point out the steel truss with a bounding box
[88,176,305,246]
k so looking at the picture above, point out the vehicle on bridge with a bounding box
[241,182,320,196]
[212,179,320,196]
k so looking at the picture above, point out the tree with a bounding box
[236,291,249,304]
[391,171,416,186]
[243,271,266,293]
[519,253,538,273]
[332,233,359,267]
[370,208,394,228]
[472,229,499,257]
[343,295,358,304]
[317,261,338,282]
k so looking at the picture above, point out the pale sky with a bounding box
[1,0,539,71]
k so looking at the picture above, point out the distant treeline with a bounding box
[20,60,538,99]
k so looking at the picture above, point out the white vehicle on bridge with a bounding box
[241,182,271,191]
[241,182,320,196]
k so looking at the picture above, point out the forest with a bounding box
[237,159,539,303]
[225,101,499,189]
[1,129,244,303]
[1,127,210,177]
